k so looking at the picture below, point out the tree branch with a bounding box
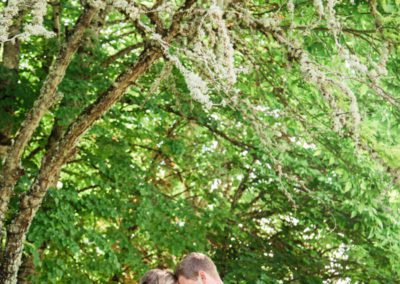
[101,42,144,67]
[0,5,99,236]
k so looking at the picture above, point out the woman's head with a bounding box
[140,269,176,284]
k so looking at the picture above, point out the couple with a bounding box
[140,252,223,284]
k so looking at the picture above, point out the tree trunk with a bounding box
[16,255,35,284]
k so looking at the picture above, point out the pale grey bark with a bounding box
[0,8,26,162]
[0,6,98,237]
[2,18,22,70]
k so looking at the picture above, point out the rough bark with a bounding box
[51,0,61,40]
[2,15,22,70]
[0,9,26,161]
[16,255,35,284]
[0,6,98,235]
[0,1,197,282]
[84,4,111,48]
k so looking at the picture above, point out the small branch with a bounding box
[101,42,144,67]
[77,184,100,193]
[163,105,257,150]
[24,146,43,162]
[142,0,166,35]
[231,161,255,211]
[51,0,61,40]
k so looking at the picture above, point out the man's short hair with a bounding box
[139,269,176,284]
[175,252,220,280]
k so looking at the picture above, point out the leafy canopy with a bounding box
[1,0,400,283]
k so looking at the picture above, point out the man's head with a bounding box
[140,269,176,284]
[175,252,223,284]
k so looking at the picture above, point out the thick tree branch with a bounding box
[0,4,98,229]
[0,6,98,235]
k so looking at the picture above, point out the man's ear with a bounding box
[199,271,207,283]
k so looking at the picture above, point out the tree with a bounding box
[0,0,399,283]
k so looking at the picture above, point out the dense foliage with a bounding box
[1,0,400,283]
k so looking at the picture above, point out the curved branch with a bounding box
[0,6,99,235]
